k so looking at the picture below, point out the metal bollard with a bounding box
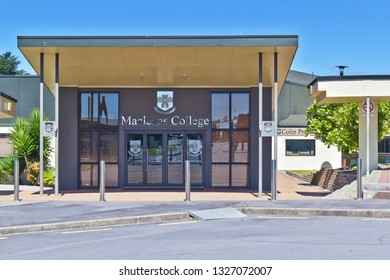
[271,159,277,201]
[357,158,363,200]
[14,159,19,202]
[185,160,191,201]
[99,160,106,202]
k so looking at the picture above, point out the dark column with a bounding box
[39,53,44,195]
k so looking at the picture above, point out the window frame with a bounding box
[285,139,316,157]
[211,92,250,187]
[78,92,120,188]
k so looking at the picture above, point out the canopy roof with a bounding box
[309,75,390,104]
[18,35,298,93]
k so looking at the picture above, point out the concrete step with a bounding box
[366,170,382,183]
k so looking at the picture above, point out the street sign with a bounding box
[261,121,275,137]
[362,101,374,116]
[43,121,55,136]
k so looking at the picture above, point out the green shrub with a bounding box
[44,167,55,186]
[0,156,16,183]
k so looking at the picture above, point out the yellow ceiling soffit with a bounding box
[20,45,297,94]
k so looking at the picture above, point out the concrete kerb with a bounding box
[0,212,190,235]
[2,207,390,235]
[238,207,390,218]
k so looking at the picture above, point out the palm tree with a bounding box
[8,117,35,168]
[0,108,53,178]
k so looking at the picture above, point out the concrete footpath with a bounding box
[1,172,390,235]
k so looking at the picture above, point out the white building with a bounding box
[277,70,342,170]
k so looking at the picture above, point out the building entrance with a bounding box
[127,132,204,186]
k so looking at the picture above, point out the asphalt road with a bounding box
[1,215,390,260]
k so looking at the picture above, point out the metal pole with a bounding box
[357,158,363,200]
[366,96,370,177]
[55,53,59,196]
[271,159,277,200]
[99,160,106,202]
[258,52,263,198]
[14,159,19,202]
[185,160,191,201]
[272,52,278,201]
[39,53,44,196]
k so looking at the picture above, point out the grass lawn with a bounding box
[289,170,318,176]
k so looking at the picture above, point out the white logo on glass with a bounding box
[128,140,142,156]
[188,140,202,156]
[154,91,176,114]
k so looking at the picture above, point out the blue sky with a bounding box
[1,0,389,76]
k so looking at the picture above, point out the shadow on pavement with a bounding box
[295,191,329,197]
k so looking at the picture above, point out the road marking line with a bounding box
[362,218,390,221]
[0,237,7,240]
[62,228,112,234]
[159,221,197,226]
[257,216,309,220]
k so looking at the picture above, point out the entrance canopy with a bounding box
[309,75,390,104]
[18,35,298,93]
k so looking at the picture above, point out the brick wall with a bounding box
[312,169,356,191]
[287,169,357,192]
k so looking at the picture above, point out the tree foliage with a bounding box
[0,51,28,75]
[0,109,53,183]
[305,101,390,155]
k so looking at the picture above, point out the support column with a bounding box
[39,53,44,196]
[271,52,278,200]
[55,53,59,195]
[258,53,263,197]
[359,98,378,175]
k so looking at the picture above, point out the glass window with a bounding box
[211,92,250,188]
[212,130,229,162]
[80,164,98,187]
[212,164,230,186]
[105,164,119,186]
[79,92,119,188]
[100,131,118,162]
[232,93,249,129]
[211,94,230,129]
[286,139,315,156]
[379,137,390,153]
[80,93,99,128]
[231,164,248,186]
[80,131,99,162]
[232,131,249,163]
[99,93,119,128]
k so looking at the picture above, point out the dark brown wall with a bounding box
[59,87,79,189]
[119,88,211,129]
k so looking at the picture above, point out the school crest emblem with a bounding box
[154,91,176,114]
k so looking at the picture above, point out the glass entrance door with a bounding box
[187,134,203,184]
[147,134,163,184]
[168,133,184,184]
[127,134,143,184]
[127,132,204,186]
